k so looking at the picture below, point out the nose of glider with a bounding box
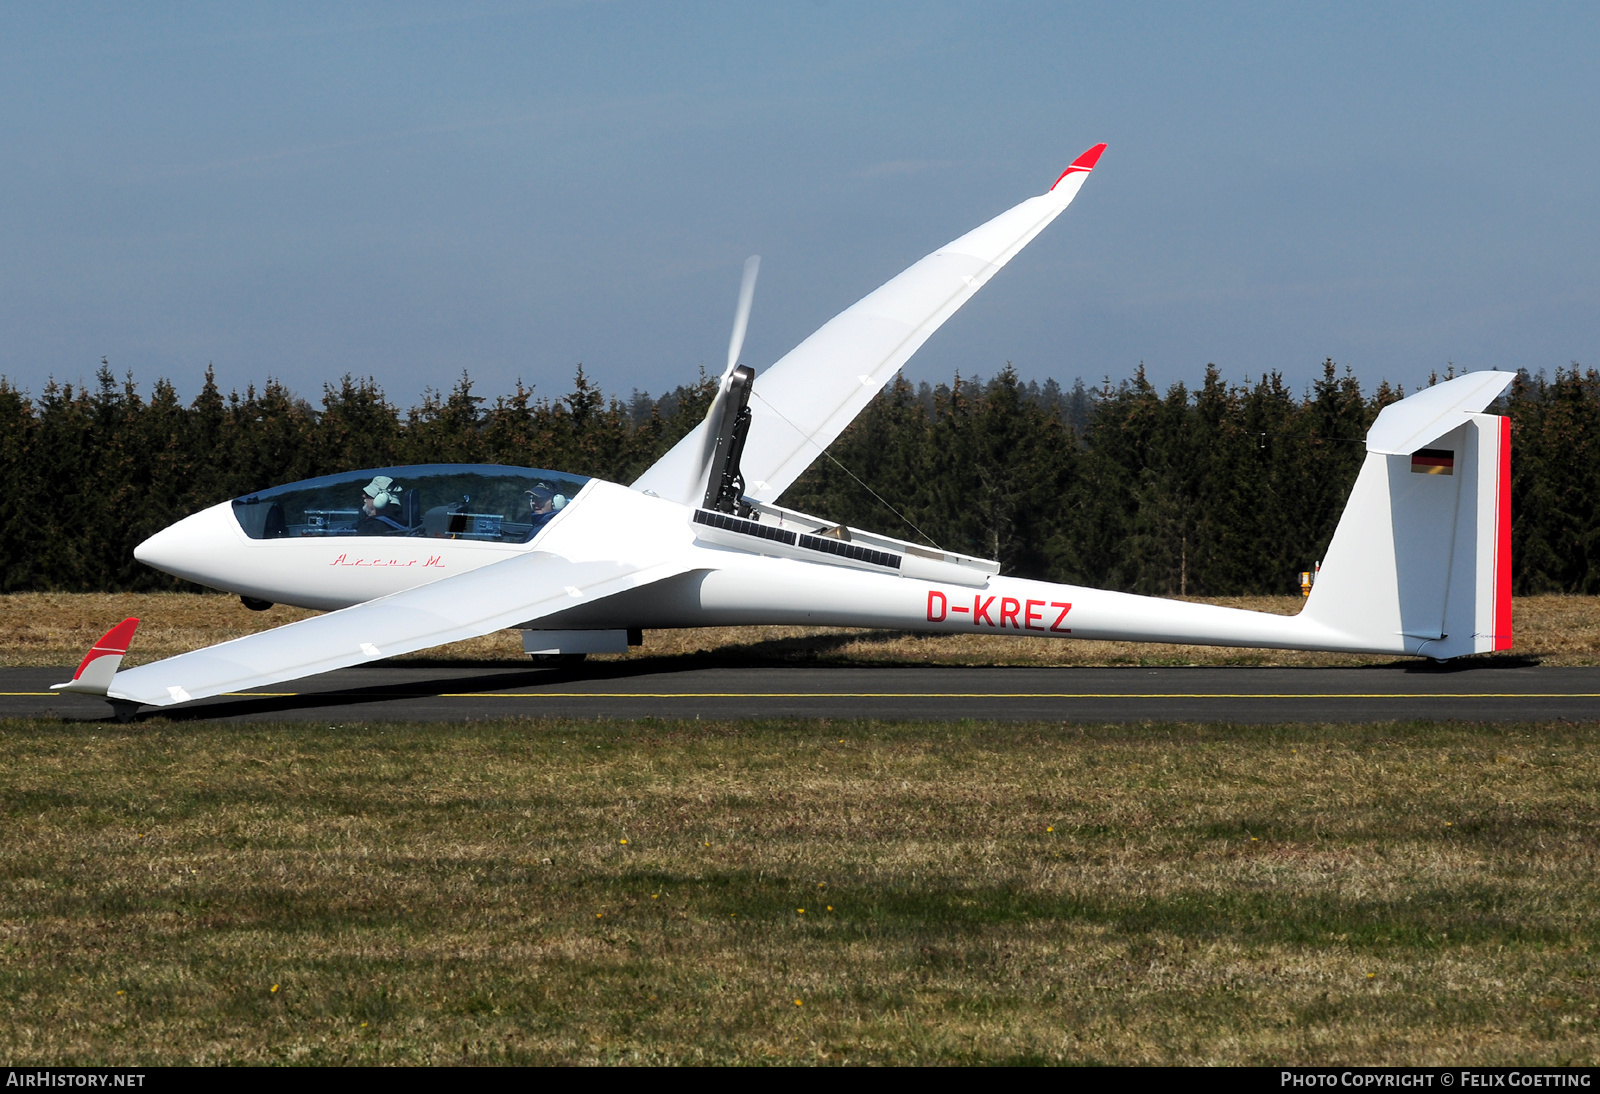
[134,501,243,585]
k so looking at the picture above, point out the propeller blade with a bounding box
[724,255,760,380]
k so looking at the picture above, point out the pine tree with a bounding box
[310,375,402,474]
[405,372,486,465]
[0,379,38,591]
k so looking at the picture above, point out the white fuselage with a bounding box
[136,477,1401,656]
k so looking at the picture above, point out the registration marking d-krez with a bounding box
[927,590,1070,632]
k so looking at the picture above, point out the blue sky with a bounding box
[2,2,1596,407]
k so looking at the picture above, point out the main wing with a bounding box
[100,550,691,707]
[631,143,1106,505]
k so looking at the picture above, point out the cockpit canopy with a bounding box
[231,465,590,543]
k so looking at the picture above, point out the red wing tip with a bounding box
[1049,143,1107,190]
[1072,143,1107,170]
[69,618,139,681]
[100,617,140,653]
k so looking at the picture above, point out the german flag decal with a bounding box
[1411,448,1454,475]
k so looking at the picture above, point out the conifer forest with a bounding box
[1,358,1595,597]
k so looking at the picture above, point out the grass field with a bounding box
[2,716,1597,1065]
[5,592,1600,668]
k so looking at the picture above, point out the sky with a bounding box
[2,2,1597,409]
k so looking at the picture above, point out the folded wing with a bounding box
[632,144,1106,505]
[103,551,690,707]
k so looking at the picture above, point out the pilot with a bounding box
[356,476,407,535]
[526,483,568,530]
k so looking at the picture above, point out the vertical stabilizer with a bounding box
[1303,410,1511,658]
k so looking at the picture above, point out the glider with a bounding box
[55,143,1516,716]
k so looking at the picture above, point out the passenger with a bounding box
[356,475,408,535]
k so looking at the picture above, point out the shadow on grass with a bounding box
[733,876,1594,951]
[29,860,1588,952]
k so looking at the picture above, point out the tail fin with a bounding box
[1303,373,1514,659]
[51,618,140,695]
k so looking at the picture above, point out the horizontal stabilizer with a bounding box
[1366,371,1515,455]
[52,617,140,696]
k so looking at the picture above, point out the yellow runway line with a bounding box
[437,691,1600,700]
[16,690,1600,699]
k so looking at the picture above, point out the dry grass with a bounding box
[1,717,1596,1065]
[2,592,1598,668]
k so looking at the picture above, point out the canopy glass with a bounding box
[231,465,589,543]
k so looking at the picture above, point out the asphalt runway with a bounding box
[4,659,1600,723]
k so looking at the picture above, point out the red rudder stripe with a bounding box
[1494,418,1512,651]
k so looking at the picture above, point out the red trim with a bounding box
[1050,143,1107,190]
[1069,143,1107,171]
[70,617,139,680]
[1494,417,1512,651]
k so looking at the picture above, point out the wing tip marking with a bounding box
[66,616,140,682]
[1049,143,1107,190]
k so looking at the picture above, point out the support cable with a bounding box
[751,390,944,551]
